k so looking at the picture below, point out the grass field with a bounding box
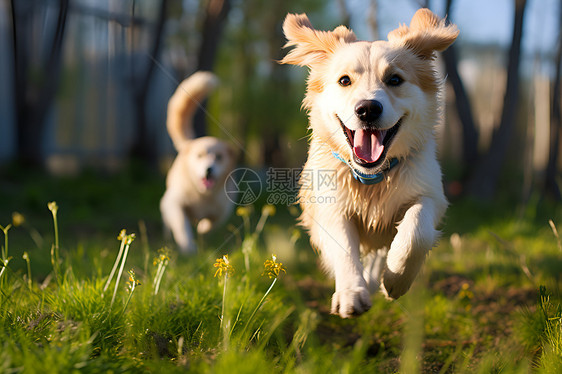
[1,168,561,373]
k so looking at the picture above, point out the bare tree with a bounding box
[192,0,232,138]
[337,0,351,28]
[544,0,562,200]
[368,0,379,40]
[10,0,70,167]
[129,0,169,165]
[466,0,528,199]
[442,0,480,177]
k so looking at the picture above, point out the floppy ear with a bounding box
[280,13,356,67]
[387,8,459,59]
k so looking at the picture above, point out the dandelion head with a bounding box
[262,205,276,217]
[288,205,300,216]
[153,247,171,266]
[458,282,474,300]
[127,269,139,284]
[126,269,141,292]
[12,212,25,227]
[117,229,127,241]
[236,206,252,217]
[262,254,286,279]
[125,233,136,245]
[47,202,58,215]
[213,255,234,278]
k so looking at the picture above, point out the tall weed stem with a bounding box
[119,270,140,319]
[0,223,11,263]
[111,233,135,307]
[242,277,277,338]
[152,248,170,296]
[23,252,32,289]
[48,202,60,283]
[213,255,234,349]
[104,230,127,294]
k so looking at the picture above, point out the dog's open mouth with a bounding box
[202,178,215,189]
[338,116,402,168]
[202,168,215,189]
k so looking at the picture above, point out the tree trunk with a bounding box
[337,0,351,28]
[544,0,562,200]
[11,0,69,168]
[368,0,379,40]
[442,0,480,177]
[130,0,169,166]
[261,1,293,168]
[466,0,528,199]
[193,0,231,138]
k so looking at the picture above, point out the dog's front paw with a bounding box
[331,287,371,318]
[197,219,213,234]
[381,269,417,300]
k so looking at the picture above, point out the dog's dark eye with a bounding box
[216,154,223,161]
[338,75,351,87]
[386,74,404,87]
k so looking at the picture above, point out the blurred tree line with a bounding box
[1,0,561,201]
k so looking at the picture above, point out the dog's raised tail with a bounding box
[167,71,219,151]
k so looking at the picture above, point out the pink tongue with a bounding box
[202,178,215,189]
[353,129,385,163]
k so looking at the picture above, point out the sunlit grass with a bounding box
[0,173,561,372]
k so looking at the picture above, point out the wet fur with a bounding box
[280,9,458,318]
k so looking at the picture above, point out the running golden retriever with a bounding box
[160,72,236,253]
[281,9,458,317]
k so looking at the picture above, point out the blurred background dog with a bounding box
[160,72,237,253]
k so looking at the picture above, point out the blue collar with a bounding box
[332,151,399,185]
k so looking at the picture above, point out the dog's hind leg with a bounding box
[160,192,197,254]
[362,248,387,293]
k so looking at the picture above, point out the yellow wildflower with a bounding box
[458,282,474,300]
[261,205,276,217]
[47,201,58,215]
[262,254,286,279]
[236,206,252,217]
[117,229,127,241]
[125,233,136,245]
[153,247,171,266]
[12,212,25,227]
[214,255,234,278]
[126,269,141,292]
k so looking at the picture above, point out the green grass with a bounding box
[1,169,562,373]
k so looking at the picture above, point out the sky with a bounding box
[347,0,560,55]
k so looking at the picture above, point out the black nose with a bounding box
[206,167,213,179]
[355,100,383,123]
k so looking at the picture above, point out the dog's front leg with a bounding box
[309,212,371,318]
[382,196,443,299]
[197,202,233,234]
[160,191,197,254]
